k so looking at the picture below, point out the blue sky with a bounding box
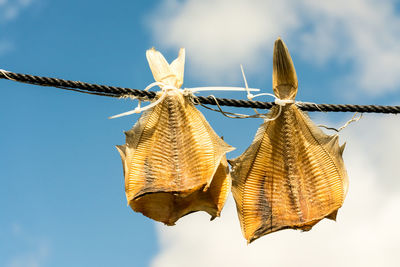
[1,0,400,266]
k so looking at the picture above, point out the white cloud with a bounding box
[0,40,13,55]
[0,0,33,22]
[147,0,300,83]
[148,1,400,265]
[299,0,400,96]
[6,243,49,267]
[341,114,400,193]
[147,0,400,95]
[5,223,50,267]
[0,0,33,55]
[151,115,400,267]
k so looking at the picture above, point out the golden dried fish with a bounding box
[117,48,234,225]
[230,38,348,243]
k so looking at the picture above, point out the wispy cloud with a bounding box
[6,242,49,267]
[0,39,13,55]
[147,0,299,83]
[5,223,50,267]
[298,0,400,96]
[151,115,400,267]
[0,0,34,22]
[147,0,400,96]
[0,0,34,56]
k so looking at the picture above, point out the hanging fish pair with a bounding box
[116,39,348,243]
[116,48,234,226]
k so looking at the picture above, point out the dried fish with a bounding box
[230,38,348,243]
[117,48,234,225]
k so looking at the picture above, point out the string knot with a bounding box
[110,81,181,119]
[274,98,295,106]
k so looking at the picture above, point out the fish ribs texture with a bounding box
[230,105,348,243]
[117,91,233,225]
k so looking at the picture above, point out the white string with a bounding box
[295,101,323,112]
[109,82,176,119]
[275,98,295,106]
[110,65,294,120]
[338,112,362,131]
[318,113,363,132]
[196,65,294,120]
[109,81,262,119]
[240,65,294,121]
[187,86,260,93]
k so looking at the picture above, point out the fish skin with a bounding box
[230,38,348,243]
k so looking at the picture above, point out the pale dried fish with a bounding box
[117,48,234,225]
[230,38,348,243]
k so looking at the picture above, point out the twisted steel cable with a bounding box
[1,70,400,114]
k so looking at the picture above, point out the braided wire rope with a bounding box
[1,70,400,114]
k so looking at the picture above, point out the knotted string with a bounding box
[241,65,294,120]
[109,66,357,129]
[318,112,363,132]
[109,82,177,119]
[109,81,261,119]
[191,66,296,120]
[111,66,296,120]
